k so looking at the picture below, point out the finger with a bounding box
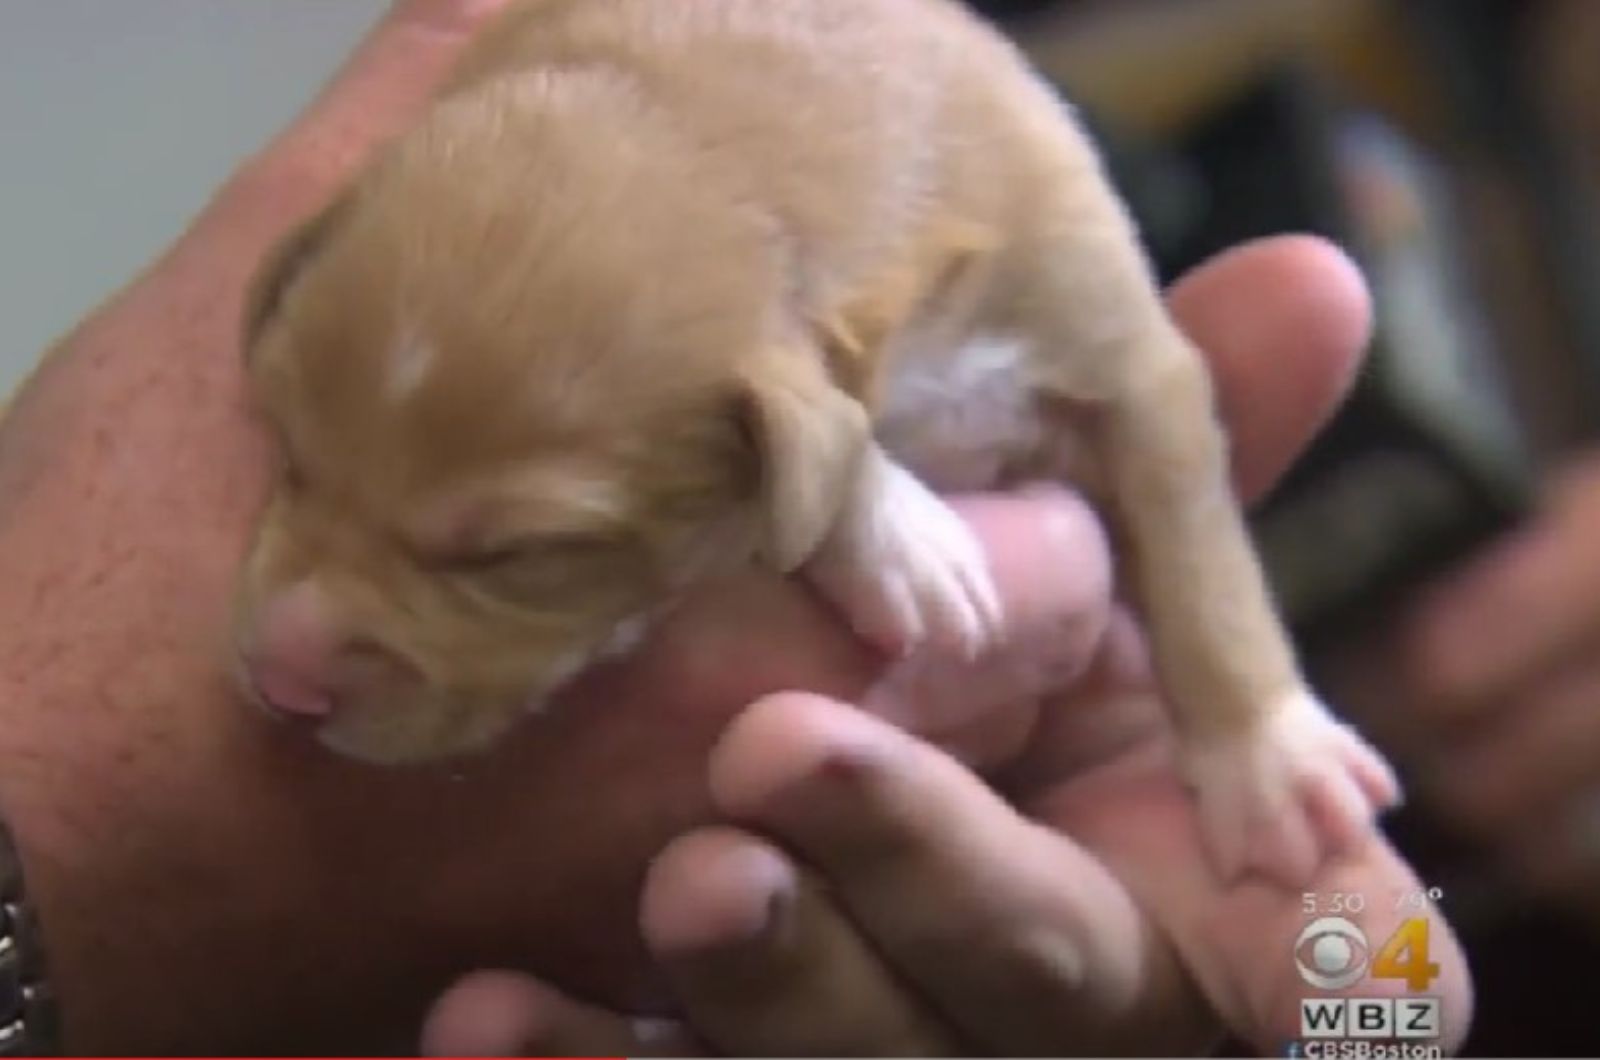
[250,0,510,194]
[196,0,512,252]
[1000,610,1168,791]
[1421,651,1600,838]
[421,970,700,1058]
[1033,756,1474,1055]
[1400,504,1600,714]
[645,488,1113,769]
[1166,235,1372,501]
[859,486,1113,761]
[1501,791,1600,913]
[708,691,1205,1055]
[639,828,960,1056]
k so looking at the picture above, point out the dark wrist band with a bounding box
[0,821,58,1056]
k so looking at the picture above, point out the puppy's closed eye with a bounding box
[441,535,635,610]
[437,542,538,574]
[428,532,618,578]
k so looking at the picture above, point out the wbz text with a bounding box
[1299,996,1442,1039]
[1288,998,1445,1059]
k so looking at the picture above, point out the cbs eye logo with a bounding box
[1294,916,1370,990]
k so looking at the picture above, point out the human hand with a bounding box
[0,1,1468,1053]
[420,239,1475,1057]
[1331,452,1600,925]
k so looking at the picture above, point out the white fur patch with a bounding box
[594,614,651,661]
[384,337,436,402]
[525,611,658,717]
[876,335,1049,491]
[805,447,1003,659]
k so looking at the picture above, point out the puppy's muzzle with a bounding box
[239,580,419,723]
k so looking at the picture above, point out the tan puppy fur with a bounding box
[234,0,1399,884]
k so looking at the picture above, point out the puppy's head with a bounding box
[232,89,869,765]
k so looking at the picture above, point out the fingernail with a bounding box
[694,873,795,950]
[732,883,790,947]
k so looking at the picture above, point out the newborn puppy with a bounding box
[234,0,1399,884]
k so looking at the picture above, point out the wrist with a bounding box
[0,811,59,1056]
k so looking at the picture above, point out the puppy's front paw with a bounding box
[1179,690,1402,888]
[805,456,1003,660]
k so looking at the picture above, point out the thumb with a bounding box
[421,971,699,1058]
[195,0,512,250]
[261,0,512,187]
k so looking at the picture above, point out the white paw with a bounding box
[1179,690,1402,888]
[805,452,1004,660]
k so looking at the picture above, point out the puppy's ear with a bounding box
[736,350,871,572]
[242,191,355,353]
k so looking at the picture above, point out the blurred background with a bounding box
[988,1,1600,1054]
[7,0,1600,1055]
[0,0,387,386]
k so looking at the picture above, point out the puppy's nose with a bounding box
[248,657,335,718]
[244,580,348,719]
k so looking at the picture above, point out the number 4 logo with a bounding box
[1371,918,1442,991]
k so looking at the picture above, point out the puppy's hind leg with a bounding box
[1102,333,1399,886]
[1021,186,1399,887]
